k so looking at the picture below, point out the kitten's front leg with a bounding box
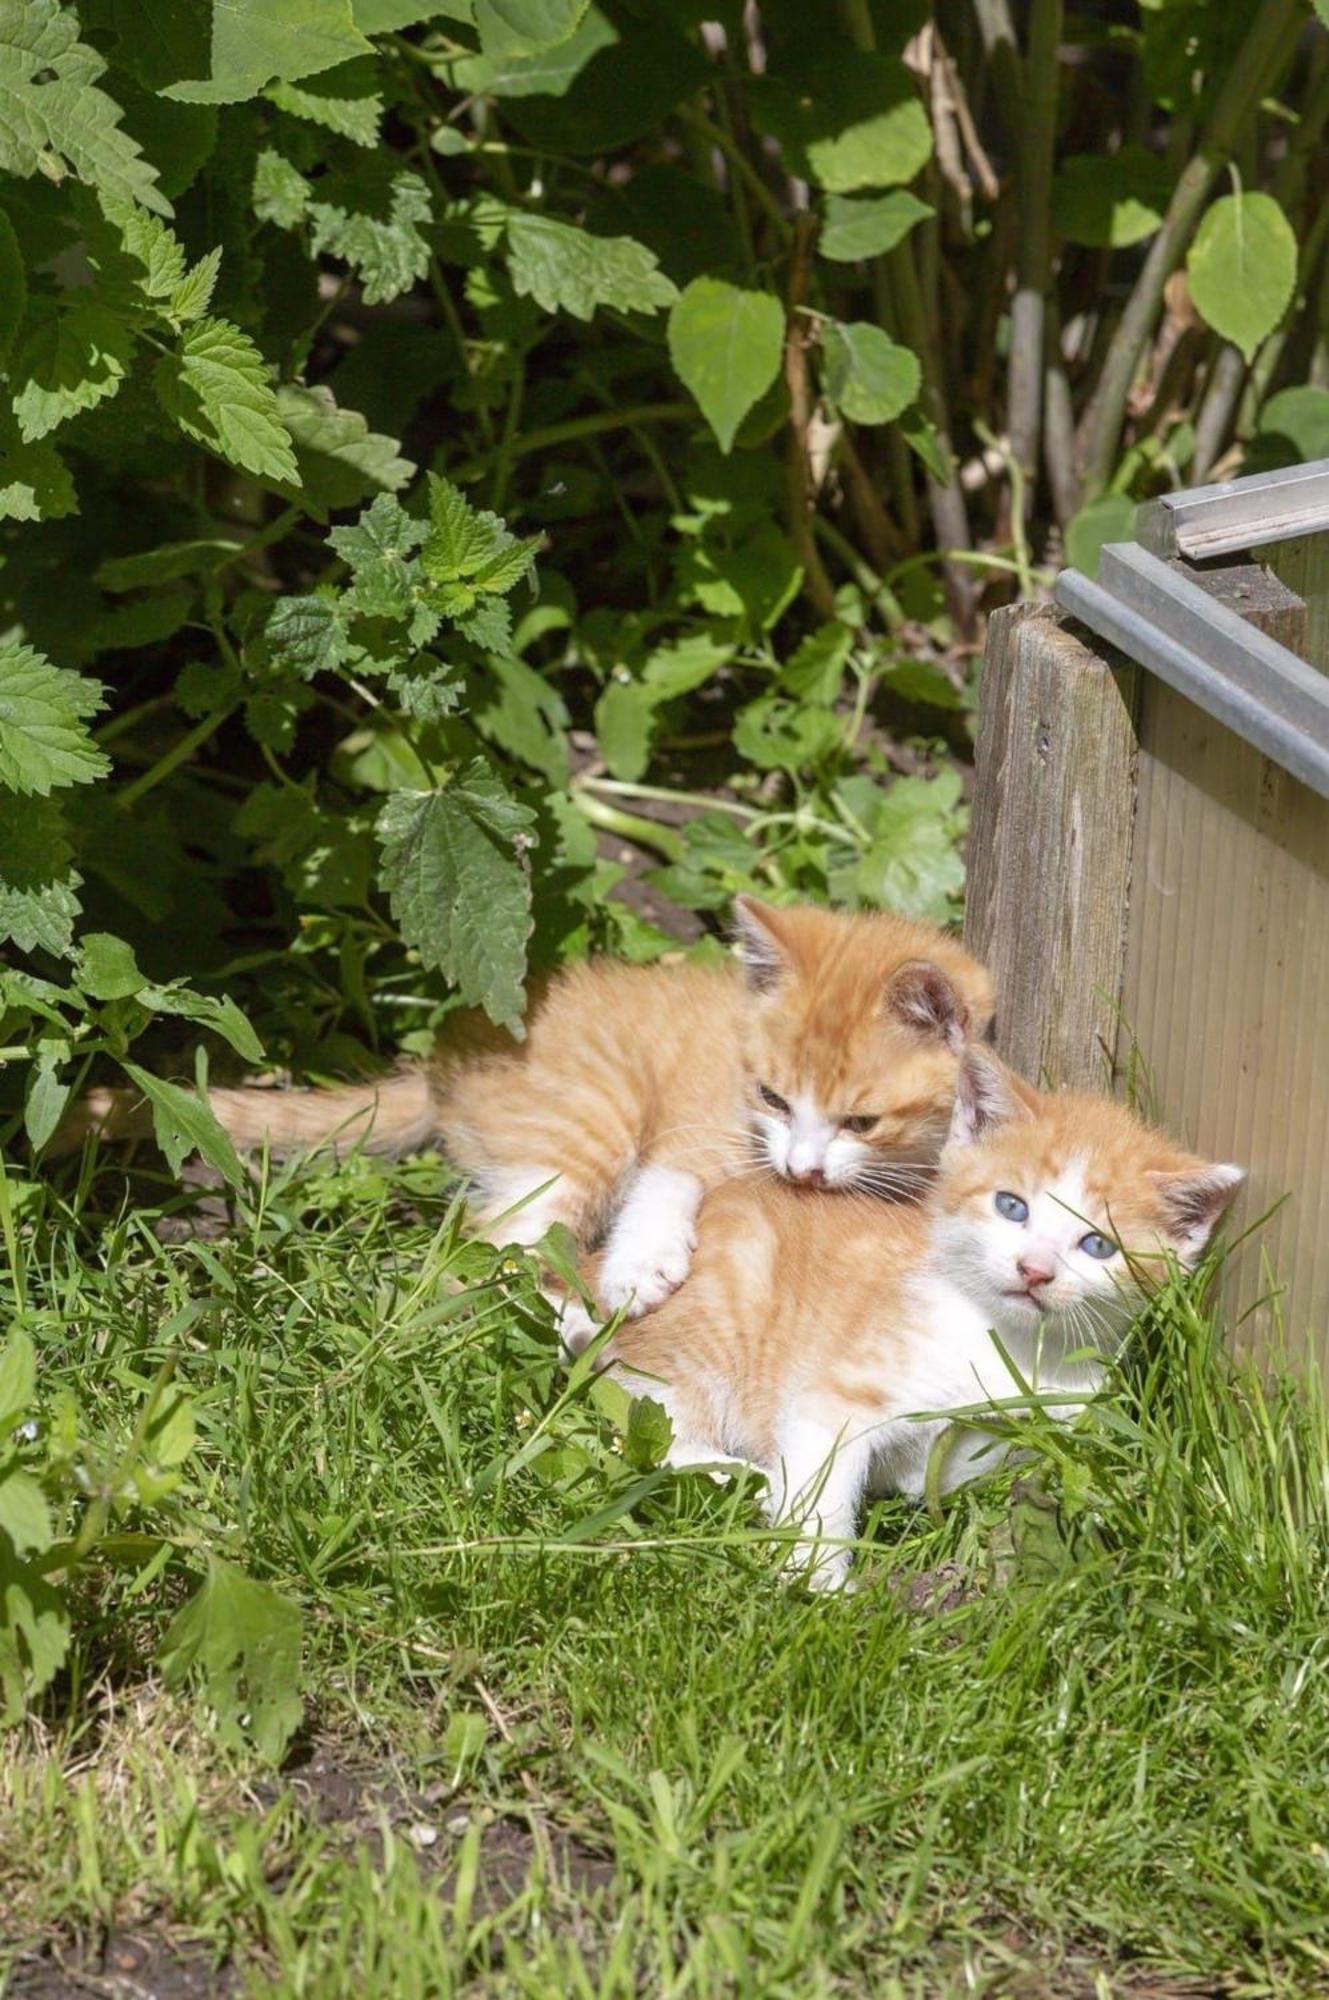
[596,1164,704,1317]
[769,1417,872,1593]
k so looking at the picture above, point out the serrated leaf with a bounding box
[0,643,106,795]
[155,317,299,482]
[275,384,413,517]
[0,1469,52,1558]
[159,1557,303,1762]
[505,211,676,320]
[0,1538,68,1724]
[253,148,311,229]
[168,245,222,325]
[0,791,81,955]
[0,207,25,368]
[624,1394,672,1471]
[822,321,919,426]
[265,594,349,680]
[1187,193,1298,363]
[267,56,383,146]
[0,411,75,521]
[0,0,167,215]
[780,621,853,703]
[453,3,614,96]
[668,278,784,454]
[819,191,932,262]
[419,475,539,607]
[0,1328,35,1427]
[376,764,536,1029]
[120,1063,246,1186]
[10,299,132,442]
[308,165,431,306]
[329,492,424,618]
[1052,148,1171,249]
[474,0,590,58]
[164,0,373,105]
[84,198,186,306]
[139,987,265,1065]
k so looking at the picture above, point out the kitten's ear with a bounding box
[887,959,969,1053]
[1146,1162,1245,1259]
[945,1050,1028,1148]
[733,895,797,993]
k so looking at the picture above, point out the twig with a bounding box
[782,212,839,620]
[1007,0,1062,513]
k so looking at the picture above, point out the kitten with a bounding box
[606,1053,1243,1590]
[58,898,993,1319]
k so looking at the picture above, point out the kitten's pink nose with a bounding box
[789,1164,826,1188]
[1017,1252,1056,1290]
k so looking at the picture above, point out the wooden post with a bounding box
[964,604,1140,1089]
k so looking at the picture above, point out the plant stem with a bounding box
[115,705,237,811]
[568,791,687,862]
[451,403,693,482]
[678,105,792,245]
[782,213,839,621]
[1074,0,1304,504]
[1006,0,1062,512]
[577,774,759,819]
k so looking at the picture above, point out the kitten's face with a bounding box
[935,1060,1244,1339]
[733,897,993,1194]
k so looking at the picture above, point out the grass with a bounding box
[4,1145,1329,1997]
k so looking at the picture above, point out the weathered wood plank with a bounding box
[965,604,1140,1090]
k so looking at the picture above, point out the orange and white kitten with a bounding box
[608,1054,1243,1589]
[64,899,992,1320]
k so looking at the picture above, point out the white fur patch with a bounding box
[479,1165,573,1246]
[597,1164,703,1316]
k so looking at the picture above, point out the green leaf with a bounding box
[505,212,676,320]
[624,1394,673,1471]
[139,987,265,1065]
[275,384,413,516]
[0,1469,53,1559]
[25,1040,71,1150]
[822,321,919,426]
[780,621,854,704]
[1187,193,1298,362]
[1256,385,1329,464]
[267,56,383,146]
[253,148,312,229]
[819,191,932,262]
[0,410,75,521]
[1064,493,1136,581]
[0,643,106,796]
[0,0,167,215]
[265,593,349,680]
[419,474,539,606]
[159,1557,303,1763]
[0,207,25,368]
[668,278,785,454]
[9,299,132,442]
[473,0,590,58]
[167,246,222,326]
[307,165,431,306]
[0,1538,68,1725]
[832,773,965,921]
[752,53,931,194]
[329,492,424,619]
[0,792,81,955]
[594,680,653,782]
[0,1328,35,1429]
[733,695,843,774]
[97,539,241,590]
[120,1063,247,1187]
[77,931,146,999]
[1052,148,1172,249]
[376,764,536,1030]
[452,3,615,95]
[155,318,299,482]
[164,0,373,105]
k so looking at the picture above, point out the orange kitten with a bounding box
[608,1054,1243,1589]
[60,900,992,1321]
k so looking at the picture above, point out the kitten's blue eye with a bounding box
[994,1191,1029,1222]
[1079,1231,1118,1261]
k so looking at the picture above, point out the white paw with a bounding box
[798,1547,855,1595]
[597,1217,697,1316]
[551,1293,601,1356]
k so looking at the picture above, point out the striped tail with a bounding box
[50,1068,439,1160]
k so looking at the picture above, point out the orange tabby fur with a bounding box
[57,900,993,1315]
[606,1058,1243,1585]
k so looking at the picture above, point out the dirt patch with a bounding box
[6,1933,239,2000]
